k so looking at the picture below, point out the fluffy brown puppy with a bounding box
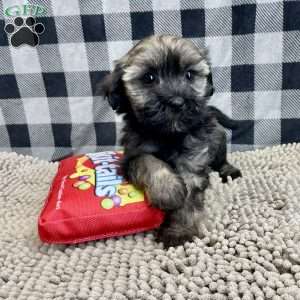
[100,35,241,247]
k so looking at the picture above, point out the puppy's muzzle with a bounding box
[167,96,185,109]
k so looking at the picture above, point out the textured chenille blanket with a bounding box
[1,144,300,300]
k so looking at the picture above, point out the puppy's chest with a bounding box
[154,135,210,169]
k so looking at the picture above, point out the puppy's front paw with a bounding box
[146,169,186,211]
[156,226,195,248]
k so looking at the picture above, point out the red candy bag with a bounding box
[38,151,164,244]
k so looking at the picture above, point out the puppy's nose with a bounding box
[170,96,184,107]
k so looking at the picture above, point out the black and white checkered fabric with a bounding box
[0,0,299,160]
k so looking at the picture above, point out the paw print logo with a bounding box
[4,17,45,47]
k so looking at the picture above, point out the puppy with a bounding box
[100,35,241,247]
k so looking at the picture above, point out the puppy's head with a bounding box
[100,35,214,134]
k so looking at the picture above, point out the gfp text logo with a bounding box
[4,4,47,17]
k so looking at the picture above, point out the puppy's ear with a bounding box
[203,71,214,97]
[98,63,127,113]
[207,72,213,87]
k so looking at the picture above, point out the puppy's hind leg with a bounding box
[218,163,242,183]
[211,131,241,183]
[122,154,187,210]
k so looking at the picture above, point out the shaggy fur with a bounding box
[100,35,241,247]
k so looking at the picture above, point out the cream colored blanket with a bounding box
[1,144,300,299]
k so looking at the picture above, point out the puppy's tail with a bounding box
[207,105,239,130]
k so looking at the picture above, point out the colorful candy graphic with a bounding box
[69,154,145,210]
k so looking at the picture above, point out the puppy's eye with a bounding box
[185,71,194,81]
[142,72,157,84]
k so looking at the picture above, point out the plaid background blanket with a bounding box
[0,0,299,160]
